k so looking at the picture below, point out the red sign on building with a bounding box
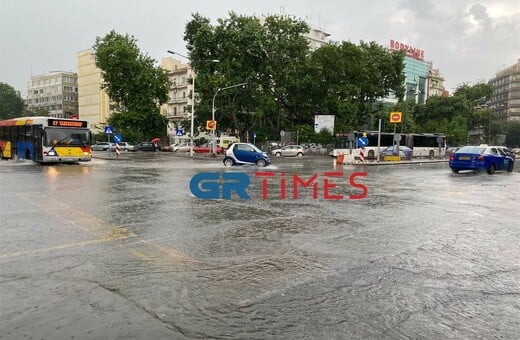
[389,40,425,61]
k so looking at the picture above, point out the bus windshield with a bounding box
[44,127,90,147]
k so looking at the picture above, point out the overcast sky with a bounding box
[1,0,518,96]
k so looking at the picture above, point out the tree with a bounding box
[307,41,404,132]
[93,30,170,142]
[184,12,311,139]
[0,83,25,120]
[184,13,404,140]
[504,121,520,147]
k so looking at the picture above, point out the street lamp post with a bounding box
[211,82,247,155]
[166,50,218,156]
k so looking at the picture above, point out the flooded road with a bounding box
[1,154,519,339]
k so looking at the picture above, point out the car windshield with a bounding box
[456,146,485,154]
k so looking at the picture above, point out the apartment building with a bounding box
[161,57,192,137]
[77,49,112,132]
[26,71,78,118]
[488,59,520,122]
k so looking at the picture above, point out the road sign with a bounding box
[357,136,369,147]
[280,130,285,137]
[394,134,401,142]
[176,129,185,136]
[390,112,402,123]
[113,134,122,143]
[104,126,114,134]
[206,120,216,130]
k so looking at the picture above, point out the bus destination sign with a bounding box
[48,119,87,128]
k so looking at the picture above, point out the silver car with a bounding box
[271,145,305,157]
[114,142,138,151]
[91,142,115,151]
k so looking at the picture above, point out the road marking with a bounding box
[5,194,198,266]
[0,232,135,259]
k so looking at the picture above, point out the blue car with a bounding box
[223,143,271,167]
[449,145,514,174]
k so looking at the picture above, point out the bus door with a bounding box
[33,125,43,162]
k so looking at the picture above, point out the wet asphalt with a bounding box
[1,153,519,339]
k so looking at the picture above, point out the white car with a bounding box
[167,143,191,152]
[271,145,305,157]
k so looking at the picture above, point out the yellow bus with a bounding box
[0,116,92,163]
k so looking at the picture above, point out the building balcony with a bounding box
[166,113,190,120]
[168,98,189,104]
[171,82,188,89]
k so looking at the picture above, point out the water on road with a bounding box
[1,154,519,339]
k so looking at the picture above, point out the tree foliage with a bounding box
[0,83,25,120]
[183,12,404,141]
[93,30,170,142]
[409,82,495,146]
[504,121,520,147]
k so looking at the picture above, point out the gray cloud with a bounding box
[468,3,492,29]
[0,0,518,94]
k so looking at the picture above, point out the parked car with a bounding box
[114,142,138,152]
[446,147,461,158]
[380,145,413,160]
[449,145,514,174]
[498,146,515,160]
[193,143,225,154]
[223,142,271,167]
[512,148,520,159]
[164,143,191,152]
[91,142,115,151]
[137,141,157,151]
[271,145,305,157]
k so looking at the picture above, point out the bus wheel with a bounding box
[368,150,375,159]
[25,149,31,160]
[429,150,434,159]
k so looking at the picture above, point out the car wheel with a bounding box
[256,159,267,167]
[275,152,281,157]
[223,158,235,167]
[429,150,434,159]
[296,152,303,158]
[487,163,496,175]
[451,169,459,173]
[507,162,514,172]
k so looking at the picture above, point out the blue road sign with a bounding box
[176,129,185,136]
[113,134,123,143]
[357,136,369,147]
[104,126,114,134]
